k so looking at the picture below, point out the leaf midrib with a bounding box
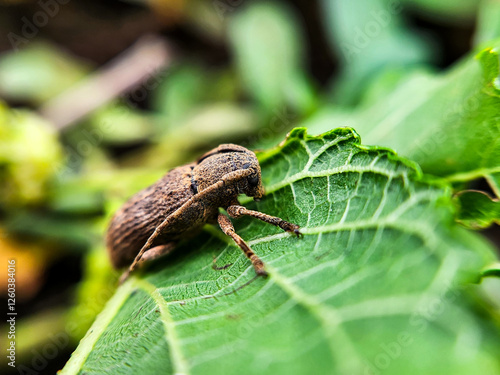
[135,278,191,375]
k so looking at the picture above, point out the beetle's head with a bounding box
[195,144,265,200]
[238,159,265,200]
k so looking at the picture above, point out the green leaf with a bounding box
[320,0,433,105]
[305,41,500,197]
[228,2,316,114]
[0,42,89,104]
[475,0,500,46]
[477,47,500,97]
[61,128,500,375]
[454,190,500,229]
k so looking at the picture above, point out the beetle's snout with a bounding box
[247,181,264,201]
[254,184,265,200]
[254,187,264,201]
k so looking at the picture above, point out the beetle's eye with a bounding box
[248,174,259,187]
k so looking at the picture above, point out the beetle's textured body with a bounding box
[106,144,300,281]
[107,164,197,268]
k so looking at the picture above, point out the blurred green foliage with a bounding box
[0,43,90,104]
[228,2,317,114]
[455,191,500,229]
[0,102,62,206]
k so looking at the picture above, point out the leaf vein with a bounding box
[135,278,191,375]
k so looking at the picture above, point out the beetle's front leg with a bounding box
[226,205,301,237]
[217,213,267,277]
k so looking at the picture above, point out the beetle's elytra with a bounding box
[106,144,301,282]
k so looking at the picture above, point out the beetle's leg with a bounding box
[124,205,187,277]
[140,243,177,262]
[120,243,177,284]
[217,213,268,277]
[226,205,301,237]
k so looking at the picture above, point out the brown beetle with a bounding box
[106,144,300,282]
